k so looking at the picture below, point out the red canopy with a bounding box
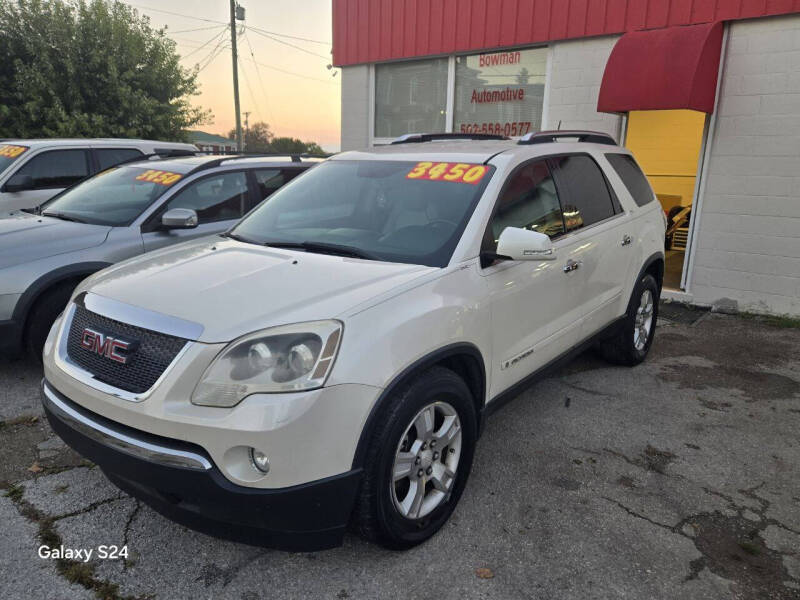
[597,22,724,114]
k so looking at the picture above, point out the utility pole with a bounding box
[229,0,243,152]
[242,111,251,152]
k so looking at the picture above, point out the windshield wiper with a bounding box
[221,231,255,244]
[262,240,378,260]
[41,212,88,224]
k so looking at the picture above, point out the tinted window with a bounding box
[0,144,29,174]
[549,155,615,231]
[16,149,89,189]
[605,153,655,207]
[231,160,493,268]
[42,166,179,226]
[486,160,563,250]
[163,171,248,224]
[96,148,144,171]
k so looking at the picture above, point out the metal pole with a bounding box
[229,0,243,152]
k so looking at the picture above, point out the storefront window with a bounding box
[375,58,448,138]
[454,48,548,137]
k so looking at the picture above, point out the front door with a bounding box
[141,170,250,252]
[482,159,585,399]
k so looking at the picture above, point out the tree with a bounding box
[269,136,326,156]
[0,0,209,140]
[228,121,273,153]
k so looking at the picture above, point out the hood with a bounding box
[0,211,111,269]
[84,237,437,342]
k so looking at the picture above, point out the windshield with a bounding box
[0,144,29,174]
[230,160,494,267]
[42,166,185,226]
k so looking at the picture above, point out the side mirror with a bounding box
[4,173,34,193]
[161,208,198,230]
[496,227,556,261]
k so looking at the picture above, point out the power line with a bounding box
[237,56,264,123]
[242,31,276,124]
[245,24,330,46]
[127,3,227,25]
[241,56,339,85]
[247,26,331,61]
[167,24,226,35]
[180,26,229,60]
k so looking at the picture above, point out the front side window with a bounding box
[231,160,494,267]
[0,144,29,175]
[41,165,183,226]
[486,160,563,250]
[375,58,448,138]
[96,148,144,171]
[15,149,89,189]
[454,48,548,137]
[549,155,616,231]
[162,171,248,224]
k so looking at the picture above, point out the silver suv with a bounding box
[0,154,320,360]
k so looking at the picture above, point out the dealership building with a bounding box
[332,0,800,316]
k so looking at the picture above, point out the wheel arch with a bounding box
[639,252,665,291]
[13,262,111,331]
[351,343,486,470]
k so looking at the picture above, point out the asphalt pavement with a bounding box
[1,305,798,600]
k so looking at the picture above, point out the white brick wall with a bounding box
[340,65,370,151]
[545,36,623,140]
[690,15,800,316]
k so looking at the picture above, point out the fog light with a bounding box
[250,448,270,474]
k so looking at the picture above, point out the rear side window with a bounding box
[162,171,248,224]
[96,148,144,171]
[15,149,90,189]
[549,155,616,232]
[605,153,655,207]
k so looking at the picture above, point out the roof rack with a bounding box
[185,152,323,176]
[517,130,617,146]
[391,133,509,145]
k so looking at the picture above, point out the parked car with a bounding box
[0,139,199,211]
[41,131,665,552]
[0,154,320,360]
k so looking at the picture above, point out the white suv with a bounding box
[42,131,665,551]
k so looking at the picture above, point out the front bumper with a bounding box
[42,381,362,551]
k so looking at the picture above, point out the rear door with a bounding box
[141,170,250,252]
[249,167,307,209]
[548,154,634,338]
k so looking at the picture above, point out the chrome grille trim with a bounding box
[54,301,195,402]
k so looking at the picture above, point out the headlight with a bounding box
[191,320,343,407]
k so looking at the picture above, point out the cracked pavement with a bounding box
[1,305,798,599]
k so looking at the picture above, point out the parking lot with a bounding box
[1,305,798,600]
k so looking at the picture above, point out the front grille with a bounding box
[66,305,188,394]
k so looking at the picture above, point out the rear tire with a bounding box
[599,273,659,366]
[24,282,76,363]
[352,366,477,550]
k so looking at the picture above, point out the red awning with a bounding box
[597,22,724,114]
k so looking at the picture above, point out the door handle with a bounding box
[621,234,632,246]
[563,259,581,273]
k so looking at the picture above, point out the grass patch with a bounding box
[739,541,761,556]
[740,312,800,329]
[0,414,39,430]
[4,484,23,501]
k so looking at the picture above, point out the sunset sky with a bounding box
[119,0,341,150]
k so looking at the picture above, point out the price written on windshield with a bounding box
[134,170,183,186]
[406,162,489,185]
[0,145,28,158]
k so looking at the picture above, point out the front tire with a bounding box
[24,282,76,363]
[599,273,659,366]
[352,366,477,550]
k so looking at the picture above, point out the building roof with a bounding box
[187,130,236,145]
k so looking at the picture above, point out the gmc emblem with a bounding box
[80,328,135,364]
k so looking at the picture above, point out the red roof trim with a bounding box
[597,22,724,114]
[332,0,799,66]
